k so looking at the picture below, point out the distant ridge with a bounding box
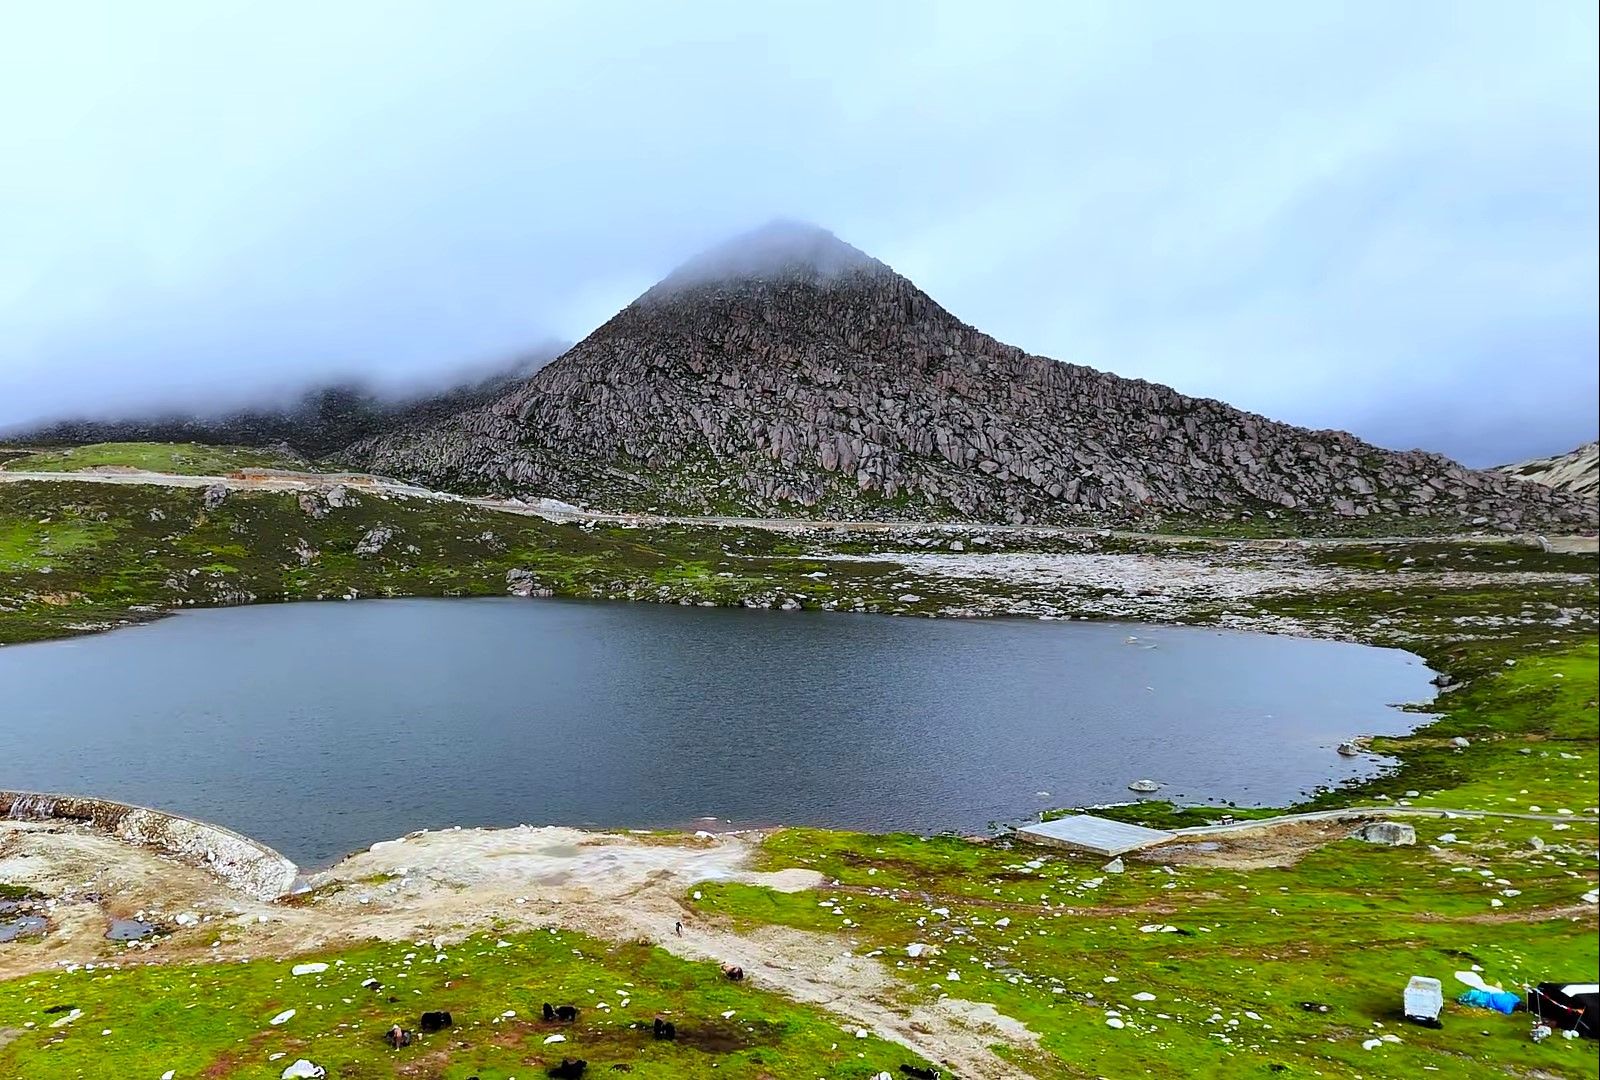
[6,346,566,458]
[344,221,1595,532]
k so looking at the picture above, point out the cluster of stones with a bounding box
[349,244,1597,531]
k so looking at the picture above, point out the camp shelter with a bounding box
[1528,983,1599,1038]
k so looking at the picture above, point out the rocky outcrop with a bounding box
[0,790,297,899]
[1497,440,1599,499]
[346,222,1597,531]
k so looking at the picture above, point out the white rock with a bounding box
[270,1009,295,1025]
[162,1073,175,1080]
[1105,1017,1125,1028]
[290,963,328,976]
[1128,779,1161,793]
[1362,1038,1382,1050]
[1133,992,1156,1001]
[543,1033,566,1044]
[281,1062,325,1080]
[1103,857,1125,873]
[854,1027,870,1038]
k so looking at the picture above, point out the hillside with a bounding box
[1499,440,1599,499]
[6,345,565,459]
[345,223,1594,532]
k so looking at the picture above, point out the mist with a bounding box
[1,1,1594,467]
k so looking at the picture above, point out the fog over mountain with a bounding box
[2,3,1595,465]
[5,344,566,457]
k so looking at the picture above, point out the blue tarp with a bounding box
[1457,988,1521,1014]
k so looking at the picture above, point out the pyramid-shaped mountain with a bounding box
[345,222,1596,530]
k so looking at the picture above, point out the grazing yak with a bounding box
[548,1058,588,1078]
[901,1067,940,1079]
[652,1017,677,1040]
[419,1010,453,1033]
[721,964,745,981]
[383,1024,413,1049]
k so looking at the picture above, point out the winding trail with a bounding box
[4,465,1594,551]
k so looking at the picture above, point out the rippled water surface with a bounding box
[0,598,1434,864]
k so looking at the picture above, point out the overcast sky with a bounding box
[2,2,1595,465]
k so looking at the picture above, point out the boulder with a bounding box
[353,526,393,556]
[1355,822,1416,847]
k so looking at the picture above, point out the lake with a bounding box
[0,598,1434,865]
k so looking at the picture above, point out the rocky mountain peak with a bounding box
[344,226,1598,533]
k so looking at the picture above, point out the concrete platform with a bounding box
[1015,814,1176,856]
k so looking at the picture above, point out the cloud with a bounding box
[0,1,1593,464]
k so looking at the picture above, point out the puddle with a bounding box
[0,915,47,942]
[106,918,158,941]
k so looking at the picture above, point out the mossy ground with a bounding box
[2,442,312,475]
[0,480,933,646]
[0,929,926,1078]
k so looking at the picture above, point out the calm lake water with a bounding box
[0,599,1434,865]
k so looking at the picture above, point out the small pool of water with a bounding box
[0,915,47,942]
[0,598,1434,865]
[105,918,158,941]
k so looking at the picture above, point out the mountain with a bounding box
[6,346,566,459]
[347,221,1594,531]
[1497,441,1599,499]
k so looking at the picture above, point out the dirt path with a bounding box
[4,465,1593,552]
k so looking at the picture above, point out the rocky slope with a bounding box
[1498,440,1599,499]
[7,346,565,458]
[346,222,1596,531]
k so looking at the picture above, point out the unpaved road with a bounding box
[4,465,1595,551]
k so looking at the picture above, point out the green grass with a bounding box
[2,442,310,475]
[689,814,1597,1078]
[0,929,929,1078]
[0,467,1595,1077]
